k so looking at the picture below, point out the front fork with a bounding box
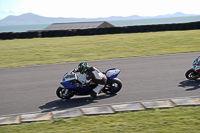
[60,84,69,95]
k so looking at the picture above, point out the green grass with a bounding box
[0,30,200,68]
[1,30,200,132]
[1,106,200,133]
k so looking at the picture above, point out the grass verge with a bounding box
[0,106,200,133]
[0,30,200,68]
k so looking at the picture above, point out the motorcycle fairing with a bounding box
[194,66,200,73]
[61,80,92,95]
[61,81,76,89]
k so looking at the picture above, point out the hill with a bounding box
[0,12,198,26]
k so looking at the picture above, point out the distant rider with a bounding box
[76,62,107,98]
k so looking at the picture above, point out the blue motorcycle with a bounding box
[56,68,122,99]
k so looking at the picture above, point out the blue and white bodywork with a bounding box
[105,68,120,80]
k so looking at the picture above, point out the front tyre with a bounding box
[56,87,75,99]
[185,68,199,80]
[103,78,122,95]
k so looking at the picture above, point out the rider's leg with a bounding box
[90,84,105,98]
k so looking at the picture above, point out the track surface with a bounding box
[0,52,200,116]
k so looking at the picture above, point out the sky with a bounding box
[0,0,200,20]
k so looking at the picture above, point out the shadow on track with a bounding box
[39,94,116,113]
[178,80,200,91]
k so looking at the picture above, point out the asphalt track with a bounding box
[0,52,200,116]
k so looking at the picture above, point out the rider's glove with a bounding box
[73,69,79,73]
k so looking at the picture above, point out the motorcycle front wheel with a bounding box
[185,68,199,80]
[103,78,122,95]
[56,87,75,99]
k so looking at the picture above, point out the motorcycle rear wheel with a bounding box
[185,68,199,80]
[103,78,122,95]
[56,87,75,99]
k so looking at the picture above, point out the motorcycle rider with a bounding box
[77,62,107,98]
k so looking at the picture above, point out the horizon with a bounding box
[1,11,200,21]
[1,12,200,32]
[1,0,200,20]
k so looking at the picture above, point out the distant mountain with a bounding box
[0,13,89,25]
[153,12,197,18]
[0,12,199,26]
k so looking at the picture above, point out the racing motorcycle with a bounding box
[185,56,200,80]
[56,68,122,99]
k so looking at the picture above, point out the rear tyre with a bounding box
[103,78,122,95]
[185,68,199,80]
[56,87,75,99]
